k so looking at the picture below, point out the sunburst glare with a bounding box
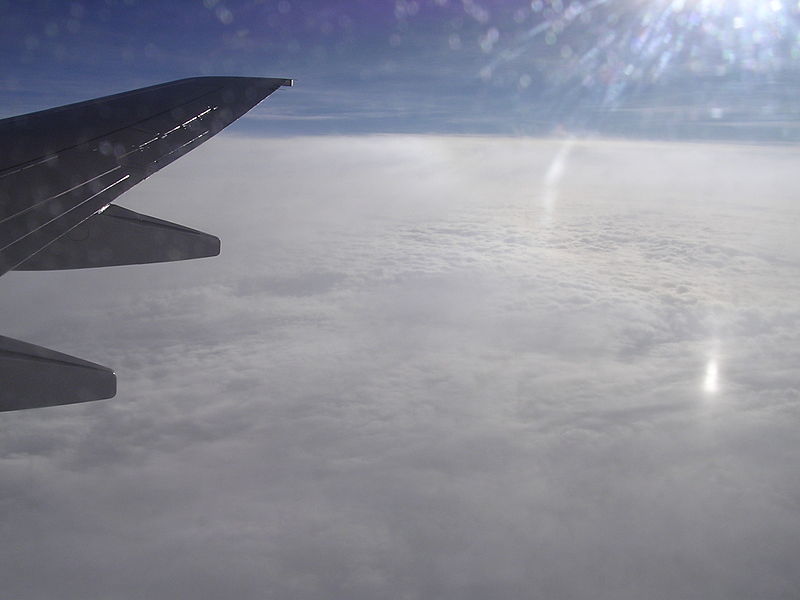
[484,0,800,111]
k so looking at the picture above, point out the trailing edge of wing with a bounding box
[14,204,220,270]
[0,335,115,412]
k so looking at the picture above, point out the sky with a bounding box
[2,1,800,599]
[4,0,800,138]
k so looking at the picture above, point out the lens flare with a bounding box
[484,0,800,112]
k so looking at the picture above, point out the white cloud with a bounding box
[1,135,799,599]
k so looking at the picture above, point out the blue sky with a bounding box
[4,0,800,139]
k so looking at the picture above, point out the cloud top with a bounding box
[0,135,798,599]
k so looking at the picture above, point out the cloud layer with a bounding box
[1,135,799,599]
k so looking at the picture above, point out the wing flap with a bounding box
[0,169,136,273]
[15,204,220,270]
[0,335,115,411]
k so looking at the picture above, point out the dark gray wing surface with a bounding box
[0,335,115,411]
[0,76,291,411]
[15,204,220,270]
[0,76,291,275]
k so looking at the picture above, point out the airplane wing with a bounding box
[0,335,116,411]
[0,76,292,411]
